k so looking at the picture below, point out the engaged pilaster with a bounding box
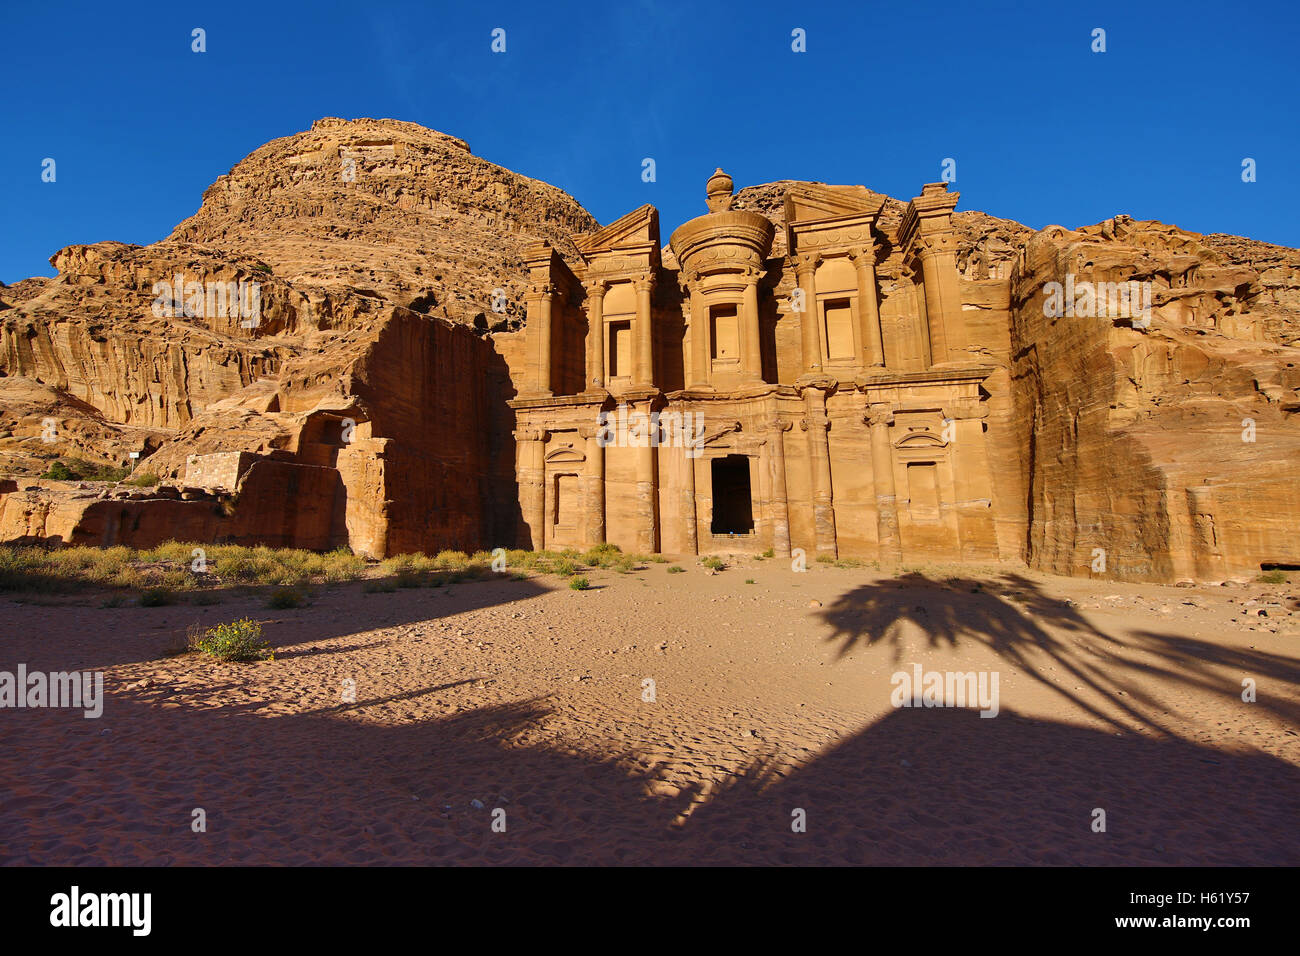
[763,419,793,558]
[795,253,822,376]
[865,405,903,562]
[634,274,655,387]
[851,242,886,368]
[584,279,607,392]
[800,388,837,559]
[578,424,606,546]
[513,426,548,550]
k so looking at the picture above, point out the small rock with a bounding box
[808,599,822,608]
[470,799,484,809]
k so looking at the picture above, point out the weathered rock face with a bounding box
[0,117,1296,581]
[1010,217,1300,582]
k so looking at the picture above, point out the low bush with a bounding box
[266,587,307,609]
[192,618,271,662]
[139,588,172,607]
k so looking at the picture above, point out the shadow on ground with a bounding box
[1,572,1297,865]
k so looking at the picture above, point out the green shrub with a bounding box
[1258,570,1288,584]
[139,588,172,607]
[193,618,271,662]
[362,578,397,594]
[320,548,367,582]
[122,473,160,487]
[40,458,132,482]
[745,578,755,584]
[433,550,470,570]
[815,554,835,564]
[267,587,307,609]
[568,575,590,590]
[553,558,579,577]
[760,548,774,559]
[41,460,76,480]
[582,542,623,568]
[667,565,685,574]
[701,556,725,571]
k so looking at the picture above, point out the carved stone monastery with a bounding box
[509,171,998,564]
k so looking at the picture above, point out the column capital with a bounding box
[513,426,549,442]
[910,230,957,258]
[583,278,609,297]
[528,282,556,299]
[849,242,879,267]
[799,416,830,433]
[634,273,656,293]
[794,252,822,275]
[763,418,794,435]
[864,404,895,428]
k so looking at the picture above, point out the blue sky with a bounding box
[2,0,1296,283]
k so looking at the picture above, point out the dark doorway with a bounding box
[710,455,754,534]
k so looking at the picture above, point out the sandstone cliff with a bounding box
[1,118,1296,580]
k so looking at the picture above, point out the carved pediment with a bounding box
[696,420,743,447]
[574,204,660,258]
[896,431,948,449]
[545,443,586,464]
[785,184,884,227]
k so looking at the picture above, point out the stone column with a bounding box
[534,285,554,394]
[514,427,547,550]
[579,425,606,547]
[765,420,792,559]
[584,280,606,391]
[634,274,655,387]
[741,267,762,382]
[633,403,658,552]
[689,278,709,388]
[866,405,903,562]
[905,265,933,369]
[678,276,693,391]
[681,434,698,556]
[795,253,822,375]
[801,388,837,558]
[915,233,968,365]
[851,243,885,368]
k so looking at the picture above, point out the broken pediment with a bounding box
[574,204,660,258]
[784,184,884,227]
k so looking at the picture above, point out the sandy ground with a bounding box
[1,558,1297,866]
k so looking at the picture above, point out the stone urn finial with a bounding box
[705,167,734,213]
